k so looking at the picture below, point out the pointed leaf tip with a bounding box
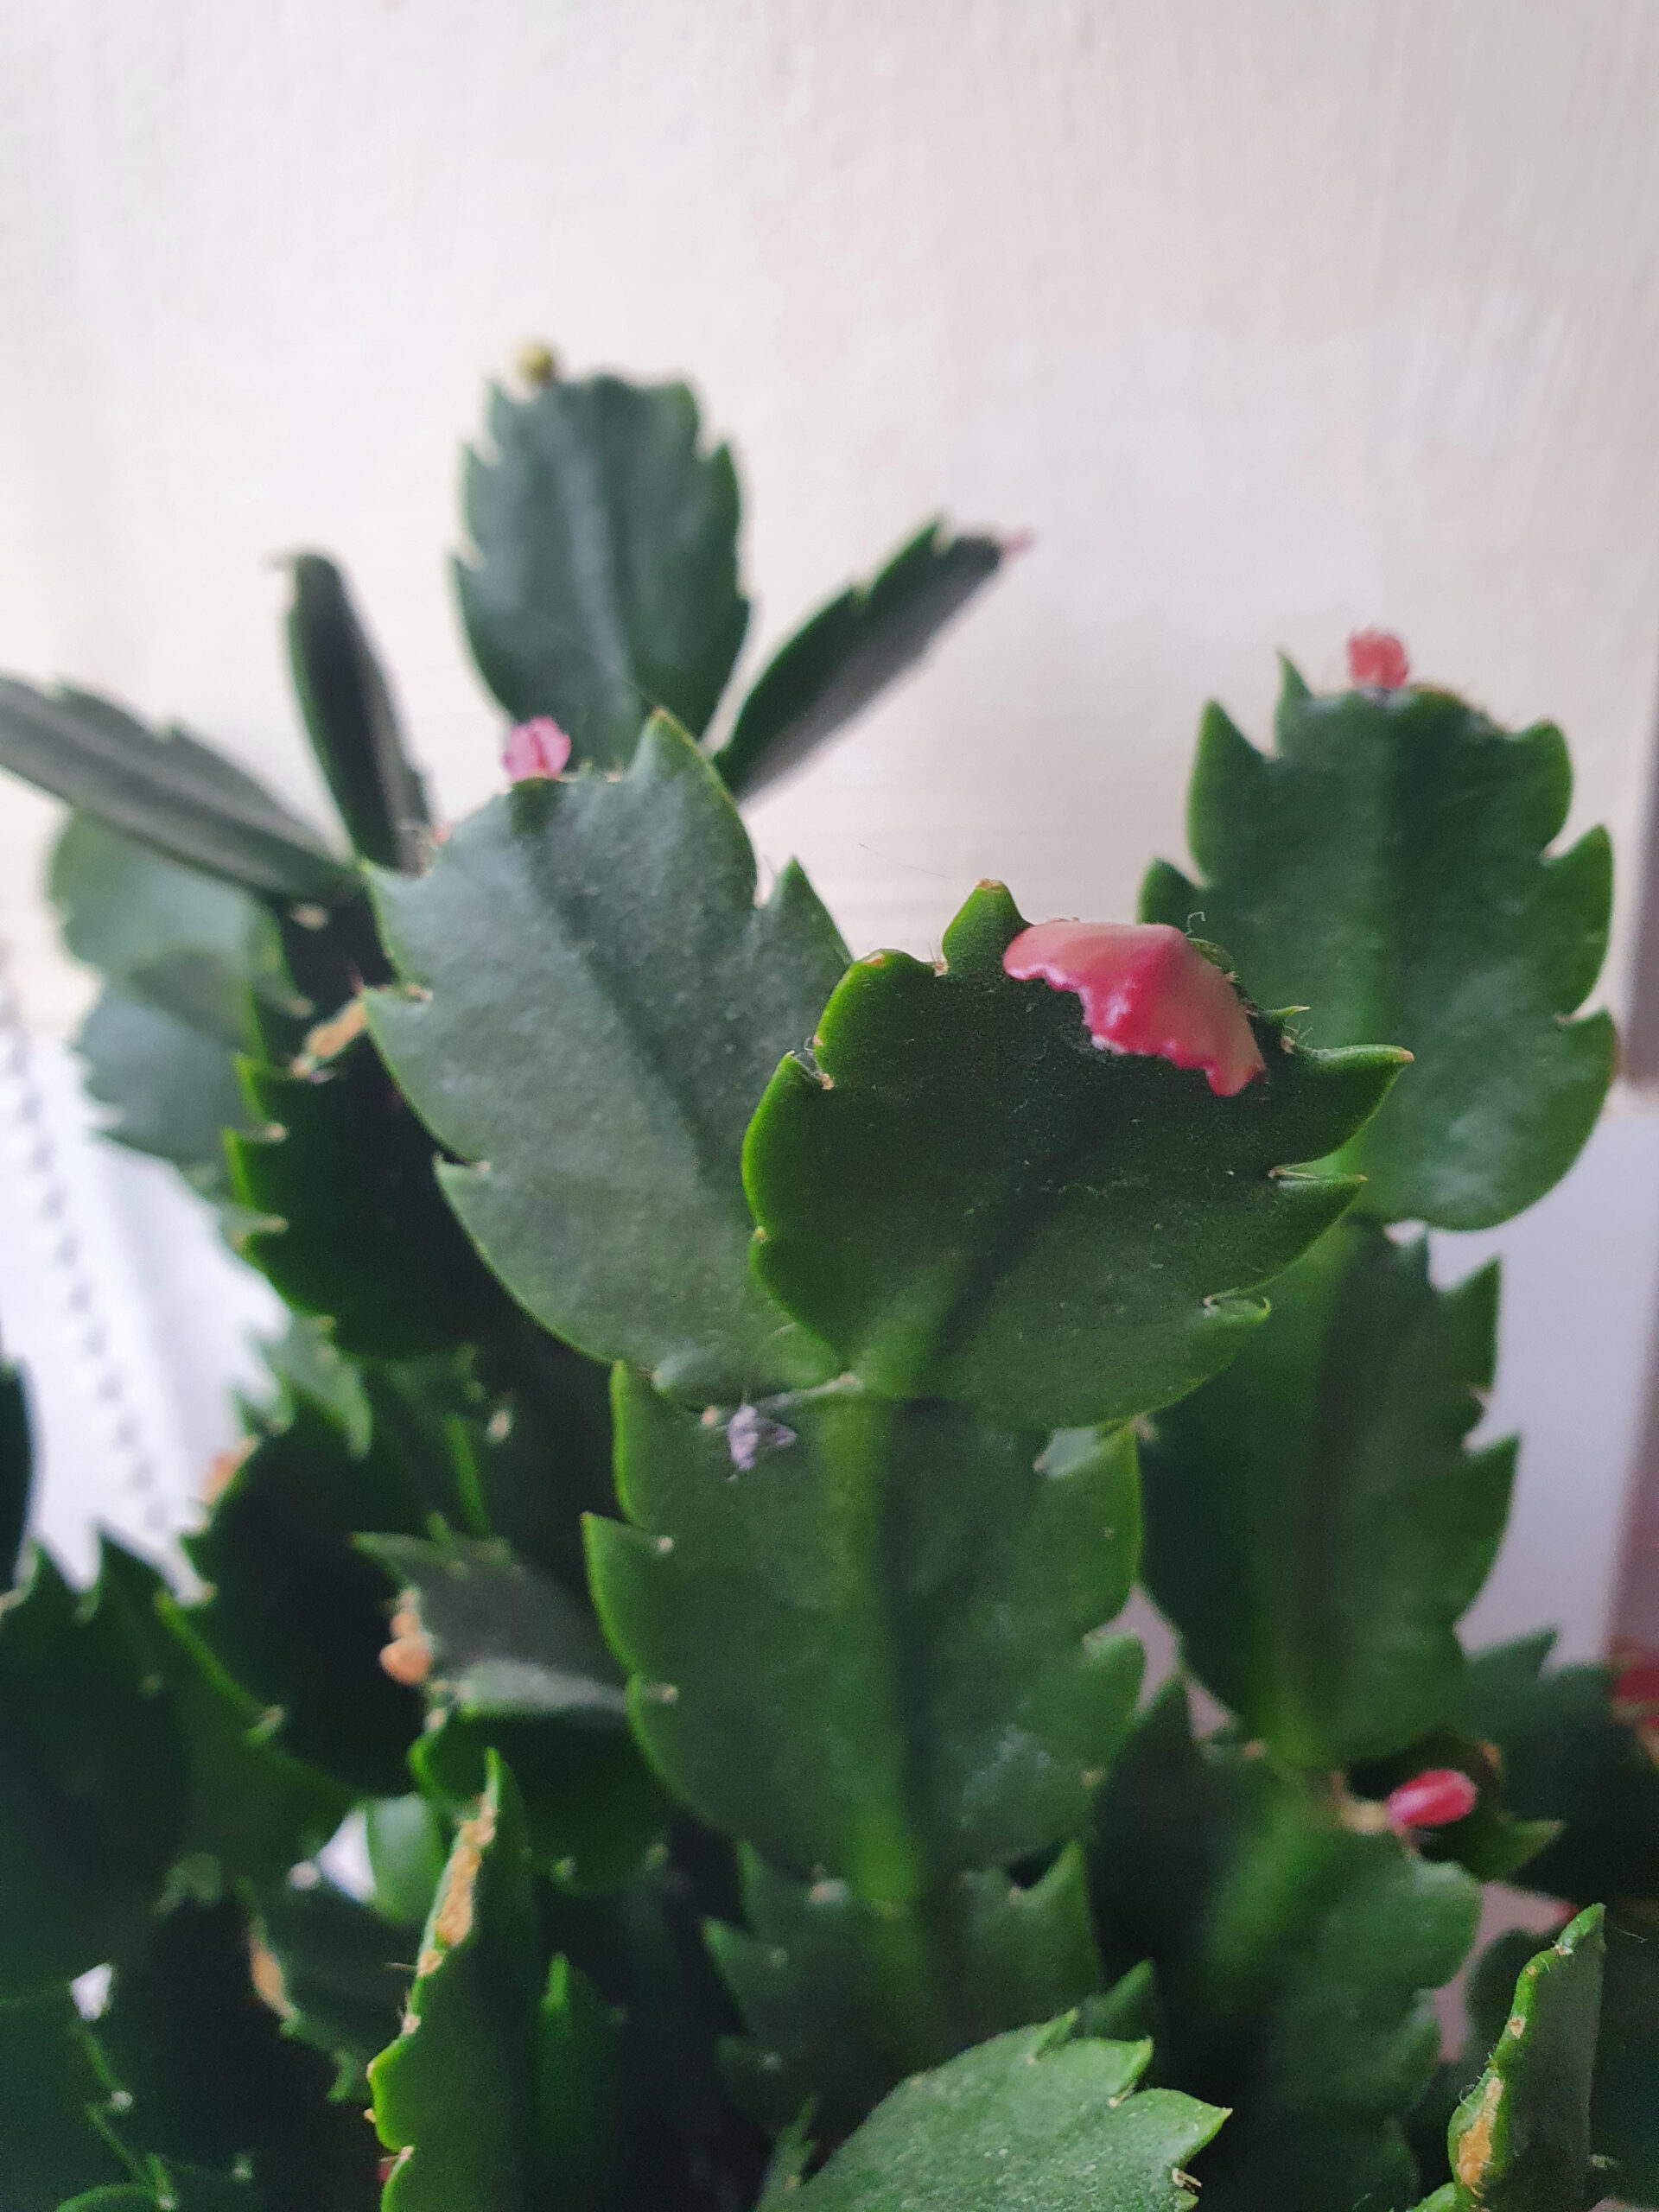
[1003,919,1266,1096]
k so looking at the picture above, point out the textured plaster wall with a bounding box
[2,0,1658,1638]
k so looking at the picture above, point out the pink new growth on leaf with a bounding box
[1384,1767,1478,1834]
[1003,921,1266,1097]
[503,717,571,781]
[1346,630,1410,690]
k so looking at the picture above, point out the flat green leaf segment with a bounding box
[594,1376,1137,2126]
[287,553,430,874]
[361,1534,627,1725]
[54,817,282,1192]
[0,678,351,902]
[713,1842,1103,2140]
[1090,1684,1479,2212]
[0,1546,188,1996]
[791,2018,1228,2212]
[456,372,747,766]
[181,1395,424,1796]
[715,523,1004,801]
[1446,1905,1603,2212]
[747,881,1406,1428]
[1141,668,1614,1229]
[595,1375,1141,1893]
[370,1758,625,2212]
[1460,1635,1659,1904]
[52,814,288,1038]
[0,1987,128,2210]
[92,1893,380,2210]
[228,1026,512,1358]
[370,718,849,1400]
[1142,1219,1515,1767]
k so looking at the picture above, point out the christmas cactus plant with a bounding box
[0,352,1651,2212]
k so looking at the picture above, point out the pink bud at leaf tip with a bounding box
[1384,1768,1478,1833]
[1347,630,1410,690]
[1003,921,1266,1096]
[504,717,571,782]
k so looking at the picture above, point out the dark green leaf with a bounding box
[1459,1635,1659,1904]
[181,1397,423,1796]
[1446,1905,1603,2212]
[0,1354,32,1590]
[0,678,351,903]
[530,1954,625,2210]
[76,988,251,1188]
[1090,1682,1480,2212]
[93,1896,379,2212]
[746,880,1405,1428]
[369,716,849,1400]
[369,1758,543,2212]
[1592,1909,1659,2204]
[1142,1220,1515,1766]
[252,1875,416,2095]
[287,553,429,874]
[50,816,289,1037]
[0,1546,188,1994]
[0,1987,128,2210]
[97,1542,351,1891]
[365,1796,449,1928]
[1141,669,1615,1228]
[715,523,1003,800]
[711,1844,1103,2139]
[594,1375,1141,1890]
[411,1709,664,1897]
[58,2164,259,2211]
[789,2017,1228,2212]
[455,373,748,766]
[359,1534,626,1724]
[228,1026,511,1359]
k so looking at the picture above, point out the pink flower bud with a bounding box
[1384,1767,1478,1834]
[1003,921,1266,1097]
[1347,630,1410,690]
[503,717,572,782]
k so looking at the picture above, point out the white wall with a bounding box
[2,0,1658,1643]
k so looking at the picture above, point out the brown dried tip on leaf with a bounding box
[416,1800,497,1974]
[293,995,368,1075]
[202,1437,255,1507]
[248,1935,294,2020]
[380,1604,433,1687]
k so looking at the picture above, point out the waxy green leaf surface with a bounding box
[1446,1905,1604,2212]
[370,718,848,1400]
[229,1027,511,1359]
[456,373,747,766]
[287,553,430,874]
[0,1546,188,1994]
[715,522,1003,800]
[747,881,1405,1428]
[1141,669,1614,1228]
[594,1374,1141,1895]
[790,2018,1228,2212]
[1142,1221,1515,1767]
[0,679,351,903]
[1090,1683,1479,2212]
[712,1843,1103,2139]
